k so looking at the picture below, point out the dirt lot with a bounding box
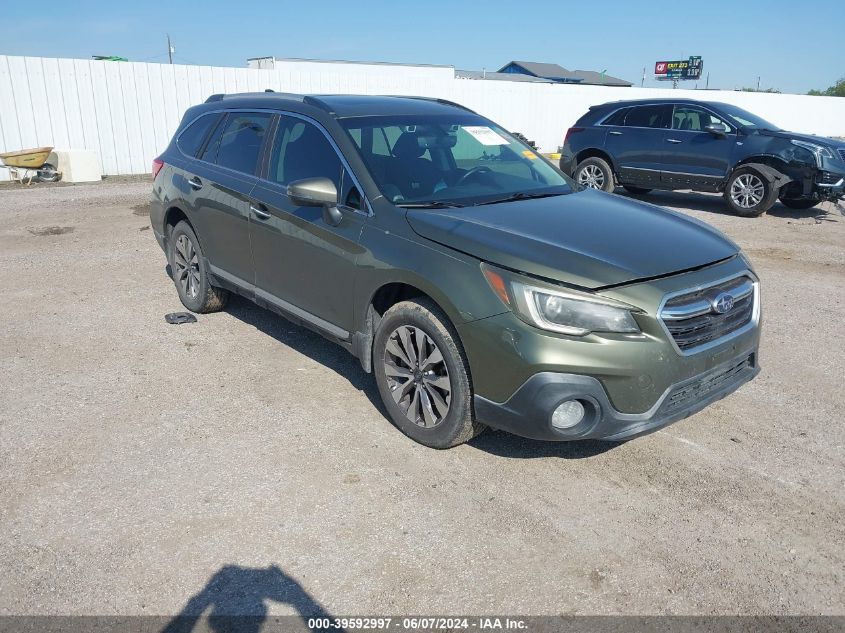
[0,180,842,617]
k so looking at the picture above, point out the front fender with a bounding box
[354,224,508,332]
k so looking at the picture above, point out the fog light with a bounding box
[551,400,585,429]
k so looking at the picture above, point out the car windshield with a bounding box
[341,114,573,206]
[716,104,779,131]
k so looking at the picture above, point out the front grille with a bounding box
[659,355,754,416]
[838,149,845,162]
[820,171,843,185]
[660,276,756,352]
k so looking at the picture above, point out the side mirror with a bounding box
[704,123,728,136]
[287,177,338,207]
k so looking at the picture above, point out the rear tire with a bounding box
[723,167,778,217]
[373,298,485,449]
[778,196,819,210]
[574,157,615,193]
[623,185,652,195]
[168,221,229,313]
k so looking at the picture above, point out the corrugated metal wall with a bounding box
[2,55,845,181]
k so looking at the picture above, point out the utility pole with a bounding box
[167,34,174,64]
[641,67,645,87]
[757,76,761,91]
[706,72,710,89]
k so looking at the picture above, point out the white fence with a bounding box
[2,54,845,181]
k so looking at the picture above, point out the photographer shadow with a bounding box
[161,564,341,633]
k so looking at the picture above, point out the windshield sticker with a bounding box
[522,150,538,160]
[463,126,510,146]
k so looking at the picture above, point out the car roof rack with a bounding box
[203,92,334,113]
[204,91,307,103]
[387,96,477,114]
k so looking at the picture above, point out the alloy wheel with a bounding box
[730,174,765,209]
[173,234,200,299]
[383,325,452,428]
[577,164,605,189]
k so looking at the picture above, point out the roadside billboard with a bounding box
[654,56,703,81]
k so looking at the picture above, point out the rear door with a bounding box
[192,111,273,287]
[163,111,221,240]
[604,104,672,187]
[661,104,737,190]
[249,113,368,337]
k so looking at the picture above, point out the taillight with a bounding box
[151,158,164,180]
[563,127,584,145]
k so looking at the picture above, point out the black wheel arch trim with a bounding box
[729,161,792,189]
[575,147,618,173]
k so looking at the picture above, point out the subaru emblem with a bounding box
[712,293,735,314]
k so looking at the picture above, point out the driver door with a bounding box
[661,105,737,190]
[248,114,369,337]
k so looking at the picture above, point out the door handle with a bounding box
[666,138,683,144]
[250,203,271,220]
[188,177,203,190]
[608,131,623,136]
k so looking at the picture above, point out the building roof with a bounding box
[569,70,633,87]
[497,61,632,86]
[499,61,575,80]
[455,69,552,83]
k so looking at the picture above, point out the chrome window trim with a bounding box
[267,110,374,218]
[657,271,760,357]
[670,104,736,134]
[175,112,223,160]
[176,107,374,218]
[598,103,737,134]
[597,103,672,130]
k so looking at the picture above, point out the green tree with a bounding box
[807,77,845,97]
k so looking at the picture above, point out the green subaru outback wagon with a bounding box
[150,93,761,448]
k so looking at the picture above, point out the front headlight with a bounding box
[482,264,641,336]
[791,139,834,165]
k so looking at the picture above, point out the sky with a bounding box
[2,0,843,95]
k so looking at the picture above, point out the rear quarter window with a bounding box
[176,113,220,157]
[601,107,630,126]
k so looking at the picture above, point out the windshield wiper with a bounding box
[396,201,465,209]
[473,191,566,206]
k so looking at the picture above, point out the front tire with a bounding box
[574,157,615,193]
[778,196,819,210]
[373,299,485,449]
[168,221,229,313]
[724,167,778,217]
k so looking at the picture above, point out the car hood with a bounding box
[760,129,845,150]
[405,189,739,289]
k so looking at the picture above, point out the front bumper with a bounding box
[459,256,761,441]
[474,351,759,441]
[815,173,845,200]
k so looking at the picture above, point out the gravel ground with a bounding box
[0,180,842,617]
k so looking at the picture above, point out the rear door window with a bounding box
[625,105,672,129]
[215,112,273,175]
[177,113,220,157]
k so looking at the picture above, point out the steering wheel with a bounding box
[455,166,493,187]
